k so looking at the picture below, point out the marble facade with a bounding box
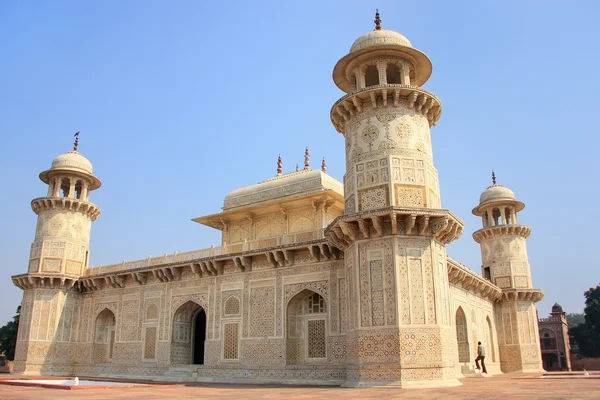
[11,14,545,388]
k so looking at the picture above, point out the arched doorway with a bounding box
[94,309,116,363]
[455,307,470,363]
[486,316,496,362]
[286,289,327,365]
[171,301,206,365]
[542,353,559,371]
[193,309,206,364]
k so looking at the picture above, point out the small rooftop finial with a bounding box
[321,157,327,174]
[374,9,382,31]
[73,131,80,152]
[296,163,299,172]
[277,154,282,176]
[492,170,497,185]
[304,147,310,171]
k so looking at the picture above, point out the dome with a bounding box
[49,151,93,175]
[472,184,525,216]
[39,150,101,190]
[479,184,516,205]
[350,29,412,53]
[332,26,433,91]
[552,303,564,313]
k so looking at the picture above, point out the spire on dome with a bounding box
[277,154,282,176]
[304,147,310,171]
[374,9,382,31]
[73,131,80,152]
[296,163,299,172]
[321,157,327,174]
[492,170,497,185]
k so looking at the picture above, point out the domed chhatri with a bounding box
[552,303,564,313]
[472,172,524,216]
[39,132,101,190]
[332,10,433,93]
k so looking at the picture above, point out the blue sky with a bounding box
[0,1,598,325]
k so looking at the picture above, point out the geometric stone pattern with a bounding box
[249,287,275,337]
[143,326,157,360]
[358,186,388,211]
[223,323,239,360]
[307,319,326,359]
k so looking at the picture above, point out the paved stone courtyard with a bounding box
[0,374,599,400]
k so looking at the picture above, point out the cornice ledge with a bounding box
[446,257,502,302]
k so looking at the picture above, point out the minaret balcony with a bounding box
[330,84,442,133]
[12,273,79,291]
[31,196,101,221]
[324,206,463,248]
[500,288,544,303]
[472,224,531,243]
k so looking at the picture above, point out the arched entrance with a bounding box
[542,353,559,371]
[94,308,116,363]
[171,301,206,365]
[455,307,470,363]
[486,316,496,362]
[193,309,206,364]
[286,289,327,365]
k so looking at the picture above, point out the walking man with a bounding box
[475,341,487,374]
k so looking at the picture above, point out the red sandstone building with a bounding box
[538,303,571,371]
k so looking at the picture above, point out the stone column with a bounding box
[67,178,75,199]
[378,60,387,84]
[400,61,410,85]
[81,181,89,201]
[53,177,63,197]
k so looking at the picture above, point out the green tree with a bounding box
[571,285,600,358]
[0,306,20,361]
[566,312,585,329]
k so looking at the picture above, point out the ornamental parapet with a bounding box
[330,84,442,133]
[447,257,502,302]
[324,206,463,249]
[85,228,325,276]
[75,236,341,292]
[538,316,565,324]
[500,288,544,303]
[31,197,101,221]
[472,225,531,243]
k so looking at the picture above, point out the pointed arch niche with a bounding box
[171,301,207,365]
[286,289,327,365]
[486,315,496,362]
[455,307,470,363]
[94,308,116,363]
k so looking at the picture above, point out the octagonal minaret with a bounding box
[26,133,101,280]
[11,133,101,374]
[326,12,463,388]
[472,172,544,373]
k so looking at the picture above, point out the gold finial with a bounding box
[73,131,80,151]
[374,9,382,30]
[277,154,282,176]
[321,157,327,174]
[304,147,310,171]
[492,170,496,185]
